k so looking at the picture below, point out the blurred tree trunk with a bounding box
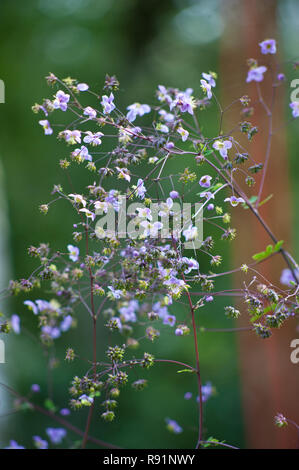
[220,0,299,448]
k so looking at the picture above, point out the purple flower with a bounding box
[197,382,213,402]
[83,106,97,119]
[46,428,66,445]
[60,315,73,332]
[60,408,71,416]
[165,418,183,434]
[39,119,53,135]
[246,66,267,83]
[200,79,212,99]
[108,286,123,299]
[126,103,151,122]
[62,129,81,144]
[136,179,146,199]
[67,244,79,262]
[259,39,276,54]
[165,141,175,151]
[207,203,214,211]
[184,392,192,400]
[277,73,285,81]
[162,314,176,327]
[183,224,198,241]
[224,196,245,207]
[77,83,89,91]
[5,440,25,449]
[157,85,172,105]
[213,139,232,159]
[33,436,48,449]
[53,90,70,111]
[72,145,92,162]
[199,175,212,188]
[202,72,216,88]
[11,314,20,334]
[290,101,299,118]
[205,296,214,302]
[280,268,299,286]
[24,300,38,315]
[101,93,115,114]
[177,126,189,141]
[42,325,61,339]
[171,90,195,115]
[175,327,183,336]
[31,383,40,393]
[169,190,179,199]
[83,131,103,146]
[158,109,175,122]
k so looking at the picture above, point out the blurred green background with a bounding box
[0,0,298,449]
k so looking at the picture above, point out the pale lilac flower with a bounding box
[224,196,245,207]
[171,90,195,115]
[159,198,173,217]
[175,327,183,336]
[108,286,123,299]
[259,39,276,54]
[290,101,299,118]
[46,428,66,445]
[79,208,96,221]
[53,90,70,111]
[116,167,131,182]
[200,79,212,99]
[158,109,175,122]
[72,145,92,162]
[199,191,215,201]
[42,325,61,339]
[177,126,189,142]
[246,66,267,83]
[213,140,232,159]
[31,384,40,393]
[207,203,214,210]
[39,119,53,135]
[140,220,163,237]
[183,224,198,241]
[63,130,81,144]
[165,418,183,434]
[205,296,214,302]
[165,142,175,151]
[33,436,48,449]
[126,103,151,122]
[157,85,172,105]
[162,314,176,326]
[182,257,199,274]
[202,72,216,88]
[157,123,169,133]
[198,382,213,402]
[5,440,25,449]
[101,93,115,114]
[280,268,299,286]
[184,392,192,400]
[24,300,38,315]
[136,207,152,220]
[169,190,179,199]
[277,73,285,81]
[68,193,87,207]
[60,408,70,416]
[11,314,20,334]
[83,131,103,146]
[119,300,138,323]
[135,179,146,199]
[79,394,94,404]
[77,83,89,91]
[60,315,73,332]
[199,175,212,188]
[83,106,97,119]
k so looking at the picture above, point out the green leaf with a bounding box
[44,398,57,413]
[252,241,284,262]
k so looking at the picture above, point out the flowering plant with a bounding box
[1,38,298,450]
